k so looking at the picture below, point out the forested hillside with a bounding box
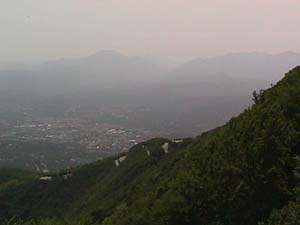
[2,67,300,225]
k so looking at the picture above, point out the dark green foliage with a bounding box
[0,141,91,171]
[260,201,300,225]
[259,187,300,225]
[1,67,300,225]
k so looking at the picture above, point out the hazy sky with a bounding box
[0,0,299,62]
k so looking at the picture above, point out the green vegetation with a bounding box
[1,67,300,225]
[0,141,91,171]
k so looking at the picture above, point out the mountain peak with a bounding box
[87,50,125,59]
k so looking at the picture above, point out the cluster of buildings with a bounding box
[0,107,171,171]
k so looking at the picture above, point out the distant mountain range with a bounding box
[1,50,299,94]
[175,51,300,82]
[0,51,299,136]
[0,50,169,97]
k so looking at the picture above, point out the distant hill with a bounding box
[1,67,300,225]
[37,50,171,89]
[1,51,299,95]
[0,50,170,97]
[173,51,300,82]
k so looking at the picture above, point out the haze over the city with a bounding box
[1,0,300,64]
[1,1,300,224]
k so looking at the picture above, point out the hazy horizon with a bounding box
[1,0,299,63]
[1,49,300,70]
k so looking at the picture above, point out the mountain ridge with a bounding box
[1,66,300,224]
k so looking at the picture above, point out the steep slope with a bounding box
[1,67,300,225]
[0,138,192,224]
[100,66,300,225]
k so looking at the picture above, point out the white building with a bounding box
[173,139,183,144]
[119,155,127,163]
[162,142,169,154]
[115,155,128,167]
[40,176,52,181]
[146,150,151,156]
